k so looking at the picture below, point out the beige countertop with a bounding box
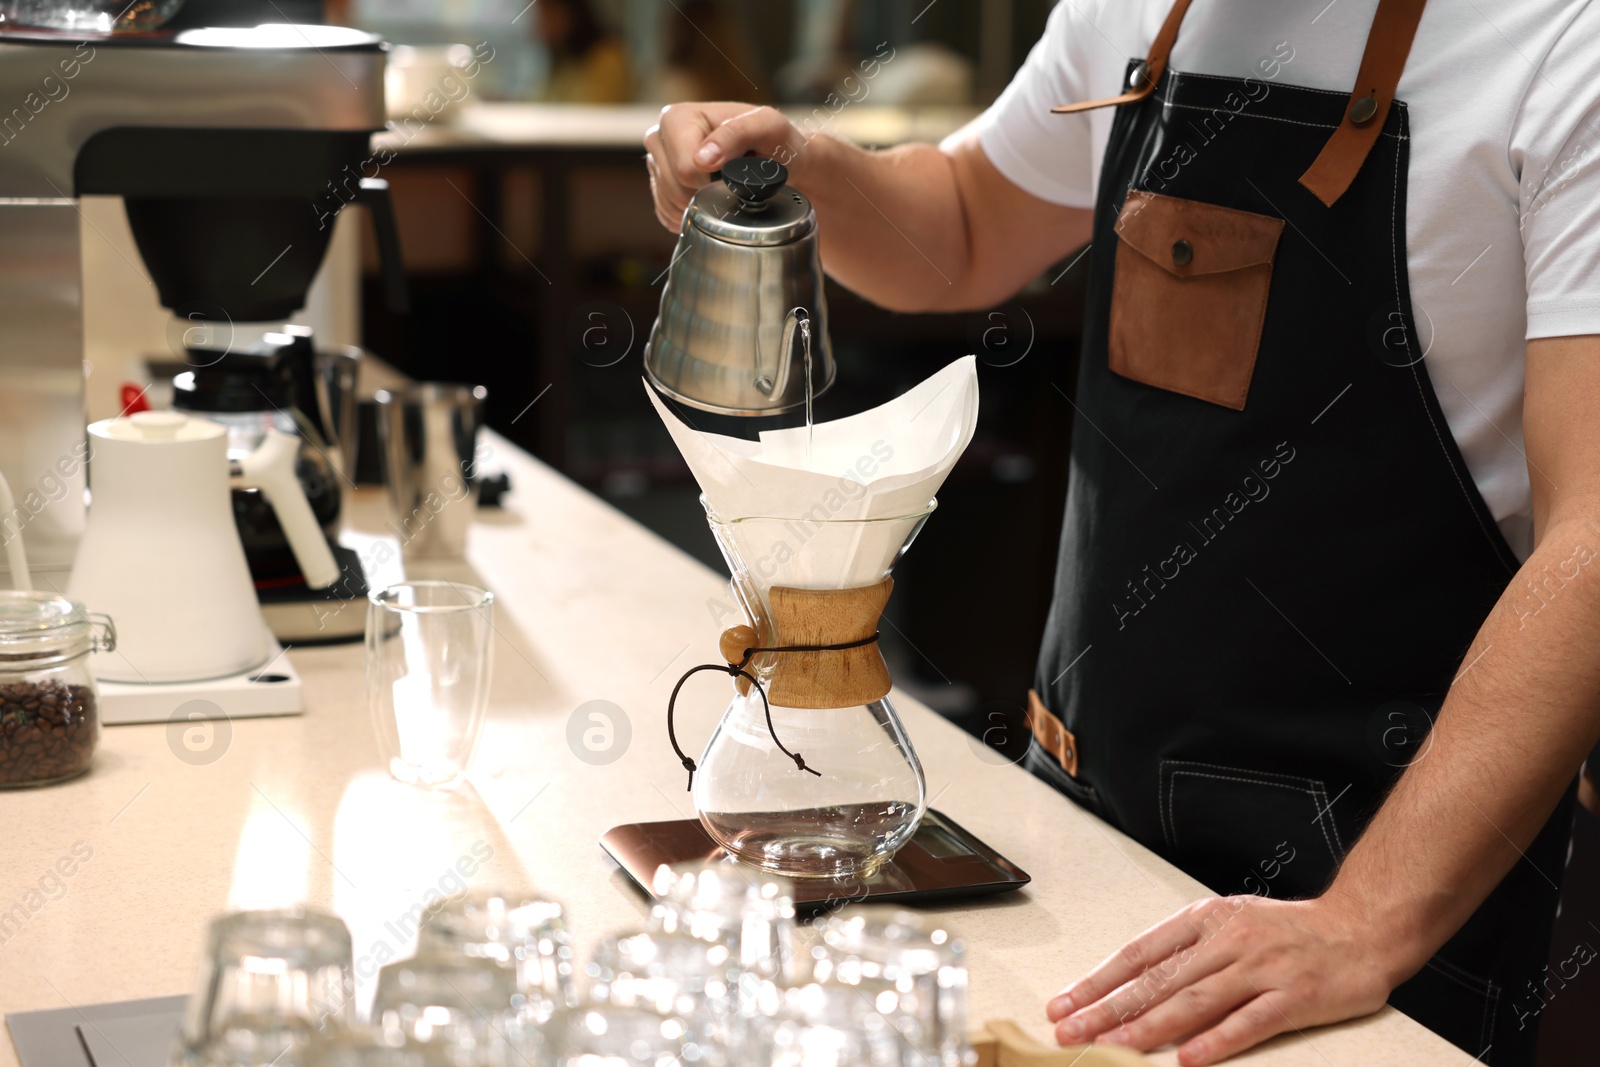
[377,102,978,153]
[0,433,1472,1067]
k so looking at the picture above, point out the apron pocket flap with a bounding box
[1115,190,1284,277]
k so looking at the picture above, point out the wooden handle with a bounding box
[969,1021,1155,1066]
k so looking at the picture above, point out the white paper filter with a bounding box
[646,356,979,588]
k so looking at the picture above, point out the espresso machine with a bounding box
[0,7,403,721]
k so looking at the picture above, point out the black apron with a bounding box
[1025,0,1576,1062]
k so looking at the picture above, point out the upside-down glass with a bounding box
[808,907,972,1067]
[587,929,752,1051]
[175,909,356,1067]
[768,982,903,1067]
[366,581,493,787]
[547,1003,722,1067]
[690,501,934,879]
[416,889,576,1022]
[305,1029,449,1067]
[372,954,528,1067]
[191,1024,312,1067]
[647,862,795,982]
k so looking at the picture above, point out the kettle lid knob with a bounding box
[126,411,189,440]
[719,157,788,210]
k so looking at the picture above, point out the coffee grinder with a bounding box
[0,11,404,721]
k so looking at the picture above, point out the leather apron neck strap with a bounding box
[1050,0,1196,114]
[1051,0,1429,207]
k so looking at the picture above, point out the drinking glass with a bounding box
[189,1024,312,1067]
[416,889,576,1022]
[305,1029,448,1067]
[808,907,971,1067]
[768,983,902,1067]
[372,954,529,1067]
[366,581,493,787]
[587,930,744,1048]
[546,1003,721,1067]
[647,862,795,982]
[176,909,356,1066]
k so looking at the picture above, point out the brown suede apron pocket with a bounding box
[1109,190,1284,410]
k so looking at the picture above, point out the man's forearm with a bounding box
[1327,516,1600,980]
[787,135,975,312]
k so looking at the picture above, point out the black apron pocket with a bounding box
[1158,759,1344,899]
[1390,956,1503,1065]
[1025,739,1104,819]
[1109,190,1283,410]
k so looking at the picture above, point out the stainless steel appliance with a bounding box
[644,156,837,416]
[374,383,489,561]
[0,12,402,719]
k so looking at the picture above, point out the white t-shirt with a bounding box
[956,0,1600,559]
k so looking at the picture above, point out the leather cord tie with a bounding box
[665,633,881,791]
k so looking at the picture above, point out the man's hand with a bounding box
[1047,894,1403,1065]
[643,103,807,232]
[640,101,1093,313]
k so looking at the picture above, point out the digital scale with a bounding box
[601,808,1031,913]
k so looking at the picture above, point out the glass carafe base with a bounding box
[700,801,922,880]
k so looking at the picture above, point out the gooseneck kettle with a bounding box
[67,412,337,684]
[644,156,836,415]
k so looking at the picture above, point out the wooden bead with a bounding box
[719,625,758,665]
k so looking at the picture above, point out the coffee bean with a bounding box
[0,678,97,786]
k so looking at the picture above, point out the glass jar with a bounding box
[0,591,113,788]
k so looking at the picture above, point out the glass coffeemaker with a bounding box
[669,499,936,881]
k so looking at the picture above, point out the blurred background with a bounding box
[325,0,1081,743]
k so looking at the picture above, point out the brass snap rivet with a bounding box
[1128,60,1150,90]
[1171,239,1193,266]
[1063,748,1074,761]
[1350,94,1378,125]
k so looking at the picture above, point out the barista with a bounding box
[644,0,1600,1064]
